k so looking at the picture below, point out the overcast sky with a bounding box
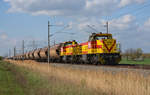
[0,0,150,56]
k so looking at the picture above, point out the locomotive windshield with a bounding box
[64,40,77,46]
[95,36,112,40]
[65,43,72,46]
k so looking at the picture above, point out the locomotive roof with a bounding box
[92,33,112,37]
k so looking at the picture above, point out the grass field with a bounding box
[0,61,24,95]
[0,60,98,95]
[6,60,150,95]
[120,58,150,65]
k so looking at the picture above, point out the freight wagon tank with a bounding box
[33,48,41,60]
[25,52,30,60]
[20,55,23,60]
[48,44,61,62]
[29,51,34,59]
[39,47,47,60]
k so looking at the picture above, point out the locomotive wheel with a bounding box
[89,55,99,65]
[62,56,67,63]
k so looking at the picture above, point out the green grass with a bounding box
[0,60,99,95]
[0,61,24,95]
[120,58,150,65]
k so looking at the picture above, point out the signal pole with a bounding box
[54,39,55,46]
[106,21,109,34]
[22,40,24,60]
[48,21,50,64]
[47,21,67,64]
[14,47,16,57]
[9,49,11,57]
[32,40,35,50]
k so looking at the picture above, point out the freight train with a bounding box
[11,32,121,65]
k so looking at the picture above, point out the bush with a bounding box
[0,56,3,60]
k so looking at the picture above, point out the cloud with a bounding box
[143,18,150,30]
[84,0,119,16]
[109,14,136,30]
[4,0,86,16]
[77,14,136,33]
[118,0,146,7]
[0,31,17,56]
[67,21,73,30]
[4,0,146,17]
[137,17,150,33]
[0,32,16,46]
[0,31,8,40]
[0,33,8,40]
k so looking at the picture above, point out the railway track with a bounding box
[40,61,150,70]
[46,62,150,77]
[98,64,150,70]
[7,59,150,76]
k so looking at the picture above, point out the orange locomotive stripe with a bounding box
[96,45,102,48]
[88,45,102,49]
[82,51,88,54]
[90,41,97,44]
[66,53,73,55]
[80,42,88,45]
[80,41,97,46]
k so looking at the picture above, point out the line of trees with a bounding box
[124,48,143,61]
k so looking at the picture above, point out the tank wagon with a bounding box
[33,48,41,60]
[39,47,48,61]
[13,33,121,65]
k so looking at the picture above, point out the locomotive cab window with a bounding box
[96,35,112,40]
[95,36,112,40]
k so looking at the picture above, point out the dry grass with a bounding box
[6,59,150,95]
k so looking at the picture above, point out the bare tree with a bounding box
[136,48,143,58]
[125,49,130,60]
[125,48,143,61]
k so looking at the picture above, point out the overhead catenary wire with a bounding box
[87,25,100,33]
[109,1,150,20]
[50,25,70,37]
